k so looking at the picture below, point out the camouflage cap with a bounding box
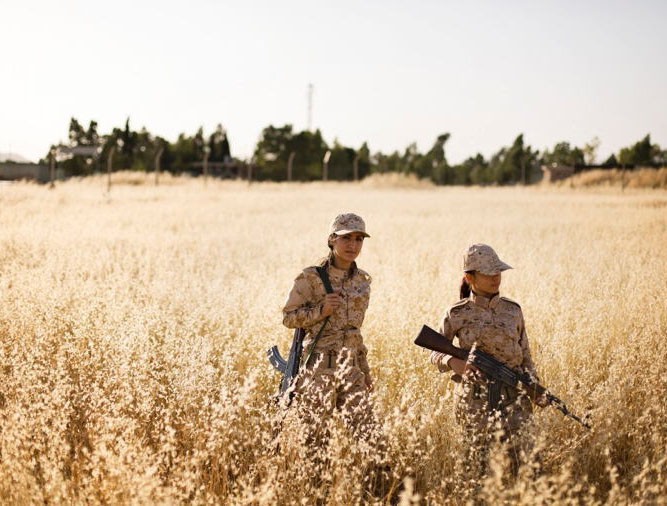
[463,243,512,275]
[329,213,370,237]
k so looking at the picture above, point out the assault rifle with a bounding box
[415,325,590,428]
[268,266,334,403]
[267,327,306,401]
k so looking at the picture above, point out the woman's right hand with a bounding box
[321,292,343,317]
[448,357,482,380]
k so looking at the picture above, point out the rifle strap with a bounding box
[316,266,334,294]
[302,266,334,367]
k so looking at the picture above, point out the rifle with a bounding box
[267,327,305,400]
[415,325,590,429]
[267,266,334,403]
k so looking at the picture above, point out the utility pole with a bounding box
[307,83,313,131]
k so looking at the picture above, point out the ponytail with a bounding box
[318,235,336,268]
[460,275,471,299]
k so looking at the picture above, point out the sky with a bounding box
[1,0,666,164]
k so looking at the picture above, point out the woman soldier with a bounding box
[282,213,376,442]
[430,244,546,479]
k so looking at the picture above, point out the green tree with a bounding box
[603,153,618,166]
[208,124,231,162]
[328,140,357,180]
[253,125,328,181]
[454,153,488,185]
[355,142,371,179]
[131,127,155,172]
[425,133,451,184]
[489,134,538,184]
[370,150,402,174]
[168,130,204,173]
[618,134,659,166]
[583,136,600,165]
[58,118,102,176]
[290,129,328,180]
[253,124,293,180]
[541,141,585,167]
[385,133,454,184]
[68,118,86,146]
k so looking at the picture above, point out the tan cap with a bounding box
[329,213,370,237]
[463,243,512,275]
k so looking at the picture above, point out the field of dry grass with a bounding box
[1,174,666,504]
[556,167,667,189]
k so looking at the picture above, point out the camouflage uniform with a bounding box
[282,213,375,440]
[430,244,538,478]
[431,293,536,430]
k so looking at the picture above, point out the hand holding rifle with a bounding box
[416,325,588,427]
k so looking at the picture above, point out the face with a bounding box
[465,271,502,297]
[331,232,365,265]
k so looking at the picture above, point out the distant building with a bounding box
[0,162,49,183]
[541,163,575,182]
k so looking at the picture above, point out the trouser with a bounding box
[455,379,534,480]
[289,348,375,443]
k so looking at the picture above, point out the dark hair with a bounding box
[322,234,336,267]
[460,273,473,299]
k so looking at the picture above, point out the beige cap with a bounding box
[463,243,512,275]
[329,213,370,237]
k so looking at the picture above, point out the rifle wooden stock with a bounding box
[414,324,470,362]
[414,325,590,428]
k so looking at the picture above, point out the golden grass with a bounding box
[359,172,435,189]
[555,167,667,189]
[0,176,666,504]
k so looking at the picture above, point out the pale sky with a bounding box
[2,0,666,164]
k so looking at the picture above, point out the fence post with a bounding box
[107,147,114,193]
[203,146,210,186]
[322,150,331,181]
[154,145,164,186]
[49,146,56,189]
[287,151,295,181]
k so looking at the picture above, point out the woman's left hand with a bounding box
[534,393,549,408]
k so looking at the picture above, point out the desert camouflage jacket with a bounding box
[430,292,537,377]
[282,262,371,373]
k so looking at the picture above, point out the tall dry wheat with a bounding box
[0,175,665,504]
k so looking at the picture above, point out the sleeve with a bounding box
[429,310,457,373]
[282,271,326,329]
[518,313,538,380]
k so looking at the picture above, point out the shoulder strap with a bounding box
[315,266,334,294]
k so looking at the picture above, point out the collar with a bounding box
[326,261,357,279]
[470,291,501,309]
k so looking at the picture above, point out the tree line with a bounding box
[47,117,666,185]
